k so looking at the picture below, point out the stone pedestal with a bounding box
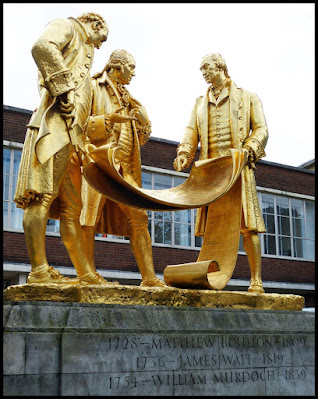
[3,300,314,396]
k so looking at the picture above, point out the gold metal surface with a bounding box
[83,146,247,211]
[165,53,269,293]
[13,13,110,285]
[165,178,242,290]
[3,284,304,311]
[80,49,166,287]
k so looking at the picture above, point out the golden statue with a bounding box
[14,13,110,285]
[171,53,268,293]
[80,49,166,287]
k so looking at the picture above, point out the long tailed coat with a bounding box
[178,80,268,235]
[14,17,94,211]
[80,71,151,236]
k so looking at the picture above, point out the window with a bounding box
[3,147,60,233]
[142,170,202,249]
[3,146,315,260]
[3,147,24,230]
[259,192,315,260]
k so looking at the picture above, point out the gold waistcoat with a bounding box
[207,95,232,158]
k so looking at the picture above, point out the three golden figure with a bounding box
[14,12,268,294]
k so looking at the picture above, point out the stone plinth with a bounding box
[3,283,305,311]
[3,300,314,396]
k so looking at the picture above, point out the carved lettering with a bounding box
[96,333,311,393]
[212,369,276,384]
[179,354,217,368]
[221,336,273,349]
[151,336,215,349]
[221,354,251,366]
[151,373,206,386]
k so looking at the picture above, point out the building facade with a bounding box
[3,105,315,307]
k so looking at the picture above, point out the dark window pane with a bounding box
[306,240,314,260]
[195,235,203,248]
[264,214,275,234]
[276,197,289,216]
[3,148,11,175]
[11,205,23,229]
[174,210,191,223]
[262,194,274,214]
[154,174,172,190]
[291,198,303,218]
[154,221,163,243]
[154,211,163,220]
[174,176,186,187]
[13,151,22,176]
[175,223,191,246]
[292,217,305,238]
[279,236,291,256]
[305,201,315,240]
[277,216,290,236]
[141,171,152,189]
[164,222,172,244]
[264,234,276,255]
[293,238,304,258]
[239,235,245,252]
[3,201,8,228]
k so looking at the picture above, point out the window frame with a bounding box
[257,187,315,261]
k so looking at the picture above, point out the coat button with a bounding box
[239,116,242,120]
[85,63,90,68]
[80,72,85,78]
[87,52,91,58]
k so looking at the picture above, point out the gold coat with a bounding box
[14,17,95,211]
[80,71,151,236]
[178,81,268,234]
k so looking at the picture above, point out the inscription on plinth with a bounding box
[61,332,314,395]
[3,302,314,396]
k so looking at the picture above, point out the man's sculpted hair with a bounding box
[105,49,133,72]
[203,53,230,78]
[93,49,134,79]
[77,12,107,28]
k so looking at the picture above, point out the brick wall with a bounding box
[3,231,315,285]
[3,107,32,144]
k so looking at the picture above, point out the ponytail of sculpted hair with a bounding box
[93,49,133,78]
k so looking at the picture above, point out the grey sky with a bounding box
[3,3,315,167]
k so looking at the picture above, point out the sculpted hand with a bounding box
[59,89,76,128]
[133,106,149,125]
[109,106,137,124]
[246,147,256,169]
[173,154,191,172]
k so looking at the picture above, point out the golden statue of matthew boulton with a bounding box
[14,13,110,285]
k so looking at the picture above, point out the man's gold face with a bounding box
[87,22,108,49]
[200,57,221,85]
[117,55,136,85]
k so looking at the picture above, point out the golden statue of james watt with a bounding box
[80,49,166,287]
[172,53,269,293]
[14,13,110,285]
